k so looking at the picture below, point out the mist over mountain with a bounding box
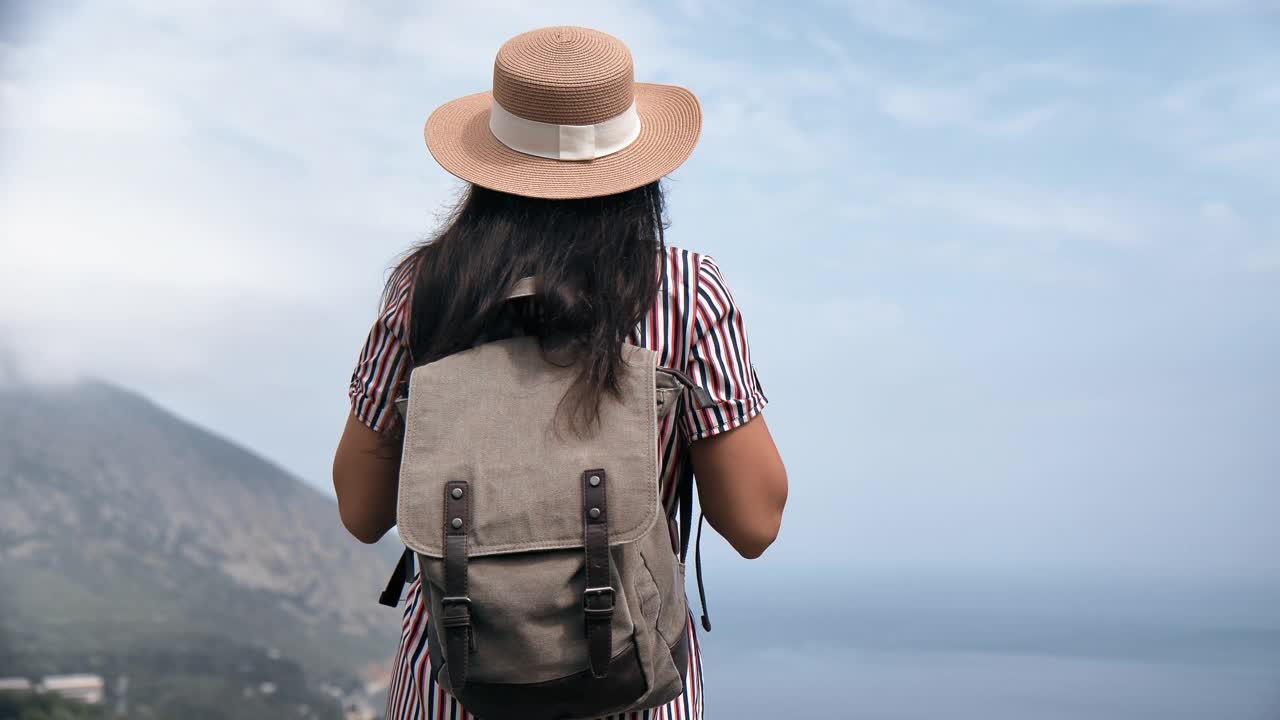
[0,378,402,713]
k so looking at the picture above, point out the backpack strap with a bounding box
[582,468,615,678]
[693,512,712,631]
[440,480,474,690]
[656,367,717,410]
[392,277,539,418]
[662,373,716,634]
[676,464,713,632]
[660,374,716,632]
[671,376,717,633]
[378,548,414,607]
[677,464,694,563]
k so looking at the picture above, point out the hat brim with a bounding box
[424,83,701,200]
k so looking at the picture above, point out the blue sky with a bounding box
[2,0,1277,584]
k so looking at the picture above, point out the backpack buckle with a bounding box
[582,586,615,615]
[440,595,472,625]
[583,587,614,638]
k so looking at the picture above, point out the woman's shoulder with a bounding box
[661,245,720,284]
[663,245,740,302]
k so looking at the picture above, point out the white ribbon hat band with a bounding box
[489,99,642,161]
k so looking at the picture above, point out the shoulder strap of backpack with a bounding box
[392,278,540,418]
[676,464,713,632]
[677,463,693,563]
[672,376,717,633]
[379,547,414,607]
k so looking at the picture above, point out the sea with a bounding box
[694,572,1280,719]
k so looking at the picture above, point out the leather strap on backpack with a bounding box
[581,468,614,678]
[441,480,473,690]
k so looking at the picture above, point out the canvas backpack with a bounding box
[378,278,714,720]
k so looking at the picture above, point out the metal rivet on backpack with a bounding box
[451,517,463,529]
[589,475,601,487]
[451,487,464,499]
[588,507,601,519]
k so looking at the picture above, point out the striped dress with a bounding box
[348,246,768,720]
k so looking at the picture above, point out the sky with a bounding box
[1,0,1278,586]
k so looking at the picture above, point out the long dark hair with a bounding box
[385,180,667,431]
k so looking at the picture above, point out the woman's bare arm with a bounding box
[689,414,787,559]
[332,412,401,544]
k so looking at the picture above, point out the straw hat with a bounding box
[424,26,702,200]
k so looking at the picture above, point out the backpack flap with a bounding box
[396,335,661,559]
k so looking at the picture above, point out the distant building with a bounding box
[40,674,105,704]
[0,677,34,692]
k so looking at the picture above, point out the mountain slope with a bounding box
[0,379,402,689]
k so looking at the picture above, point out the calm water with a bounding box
[694,573,1280,719]
[706,647,1279,719]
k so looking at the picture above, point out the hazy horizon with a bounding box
[701,568,1280,719]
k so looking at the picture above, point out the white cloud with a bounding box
[1188,201,1280,273]
[675,0,705,19]
[806,29,873,84]
[2,78,191,137]
[875,83,1060,138]
[1198,200,1241,225]
[836,0,959,40]
[982,103,1064,137]
[807,29,1076,138]
[814,296,907,339]
[1157,68,1280,187]
[976,60,1099,88]
[885,178,1161,247]
[1203,136,1280,175]
[1242,239,1280,272]
[1021,0,1256,11]
[878,84,979,127]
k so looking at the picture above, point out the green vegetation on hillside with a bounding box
[0,634,345,720]
[0,691,106,720]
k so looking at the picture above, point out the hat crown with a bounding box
[492,26,635,126]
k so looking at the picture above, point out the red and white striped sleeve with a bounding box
[347,267,415,434]
[681,254,769,441]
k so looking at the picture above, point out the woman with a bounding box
[333,26,787,720]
